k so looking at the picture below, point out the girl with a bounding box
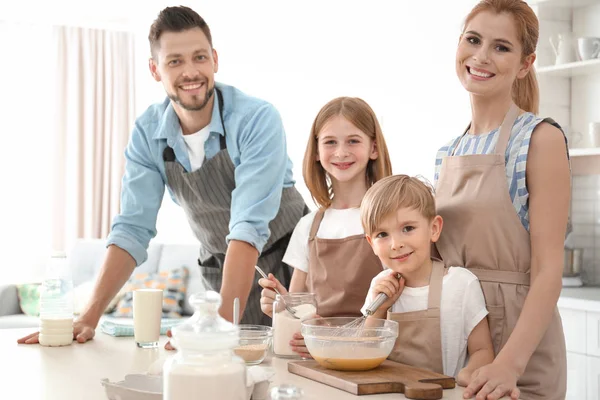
[259,97,393,357]
[434,1,569,399]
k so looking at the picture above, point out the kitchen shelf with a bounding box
[528,0,600,8]
[569,147,600,156]
[537,59,600,77]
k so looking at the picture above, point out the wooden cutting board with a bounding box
[288,360,455,400]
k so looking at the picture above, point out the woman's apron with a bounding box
[434,103,567,399]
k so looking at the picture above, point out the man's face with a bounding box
[149,28,219,112]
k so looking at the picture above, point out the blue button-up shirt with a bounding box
[107,82,296,265]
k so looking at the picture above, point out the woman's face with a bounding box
[456,11,534,100]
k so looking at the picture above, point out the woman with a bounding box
[434,1,570,399]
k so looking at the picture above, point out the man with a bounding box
[19,6,306,345]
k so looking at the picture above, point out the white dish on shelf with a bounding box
[569,147,600,157]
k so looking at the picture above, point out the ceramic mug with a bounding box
[578,37,600,60]
[564,127,583,147]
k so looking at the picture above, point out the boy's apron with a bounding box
[163,88,307,325]
[306,209,383,317]
[434,102,567,399]
[387,260,445,374]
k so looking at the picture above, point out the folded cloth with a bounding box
[100,317,184,337]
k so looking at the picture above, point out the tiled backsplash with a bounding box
[571,175,600,285]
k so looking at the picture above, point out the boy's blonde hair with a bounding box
[360,175,436,236]
[302,97,393,209]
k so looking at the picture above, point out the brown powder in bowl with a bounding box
[234,343,268,363]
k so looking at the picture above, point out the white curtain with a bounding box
[52,26,136,253]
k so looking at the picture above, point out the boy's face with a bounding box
[366,207,443,278]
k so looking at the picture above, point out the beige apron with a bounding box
[435,103,567,399]
[306,209,383,317]
[387,260,445,374]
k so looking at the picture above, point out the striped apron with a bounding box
[163,88,307,325]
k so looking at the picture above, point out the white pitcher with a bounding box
[550,33,578,65]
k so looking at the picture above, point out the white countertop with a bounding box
[559,286,600,312]
[1,328,472,400]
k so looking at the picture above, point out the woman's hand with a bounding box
[462,361,520,400]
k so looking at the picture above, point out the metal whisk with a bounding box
[332,273,402,338]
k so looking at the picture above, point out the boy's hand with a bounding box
[259,273,288,318]
[372,271,405,314]
[457,367,473,387]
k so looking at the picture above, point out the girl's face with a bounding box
[456,11,534,101]
[316,115,378,185]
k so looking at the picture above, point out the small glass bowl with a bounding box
[233,324,273,365]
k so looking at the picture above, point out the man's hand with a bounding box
[219,240,259,322]
[17,317,96,344]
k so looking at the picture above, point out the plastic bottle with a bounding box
[38,251,74,347]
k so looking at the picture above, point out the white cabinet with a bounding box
[588,356,600,400]
[567,352,588,399]
[588,312,600,357]
[561,308,588,354]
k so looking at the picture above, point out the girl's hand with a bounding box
[290,332,312,359]
[259,273,288,318]
[463,362,520,400]
[372,271,405,312]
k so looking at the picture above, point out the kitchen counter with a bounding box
[559,286,600,312]
[0,328,476,400]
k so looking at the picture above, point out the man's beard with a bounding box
[168,83,215,112]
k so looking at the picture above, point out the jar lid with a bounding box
[170,291,239,351]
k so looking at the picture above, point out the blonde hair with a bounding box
[360,175,436,236]
[302,97,392,208]
[463,0,539,114]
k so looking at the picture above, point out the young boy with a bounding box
[360,174,494,385]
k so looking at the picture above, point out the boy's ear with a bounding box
[365,234,374,247]
[430,215,443,243]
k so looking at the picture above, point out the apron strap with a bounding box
[427,261,445,310]
[215,88,227,150]
[493,102,520,156]
[470,268,530,286]
[450,126,470,156]
[308,209,325,241]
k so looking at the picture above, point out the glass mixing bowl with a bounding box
[301,317,398,371]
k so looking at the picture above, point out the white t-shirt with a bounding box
[361,267,488,378]
[282,208,365,273]
[182,126,211,171]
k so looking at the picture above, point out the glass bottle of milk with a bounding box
[163,291,247,400]
[272,293,317,358]
[38,251,74,347]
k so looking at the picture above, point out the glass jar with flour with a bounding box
[163,291,247,400]
[272,293,317,358]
